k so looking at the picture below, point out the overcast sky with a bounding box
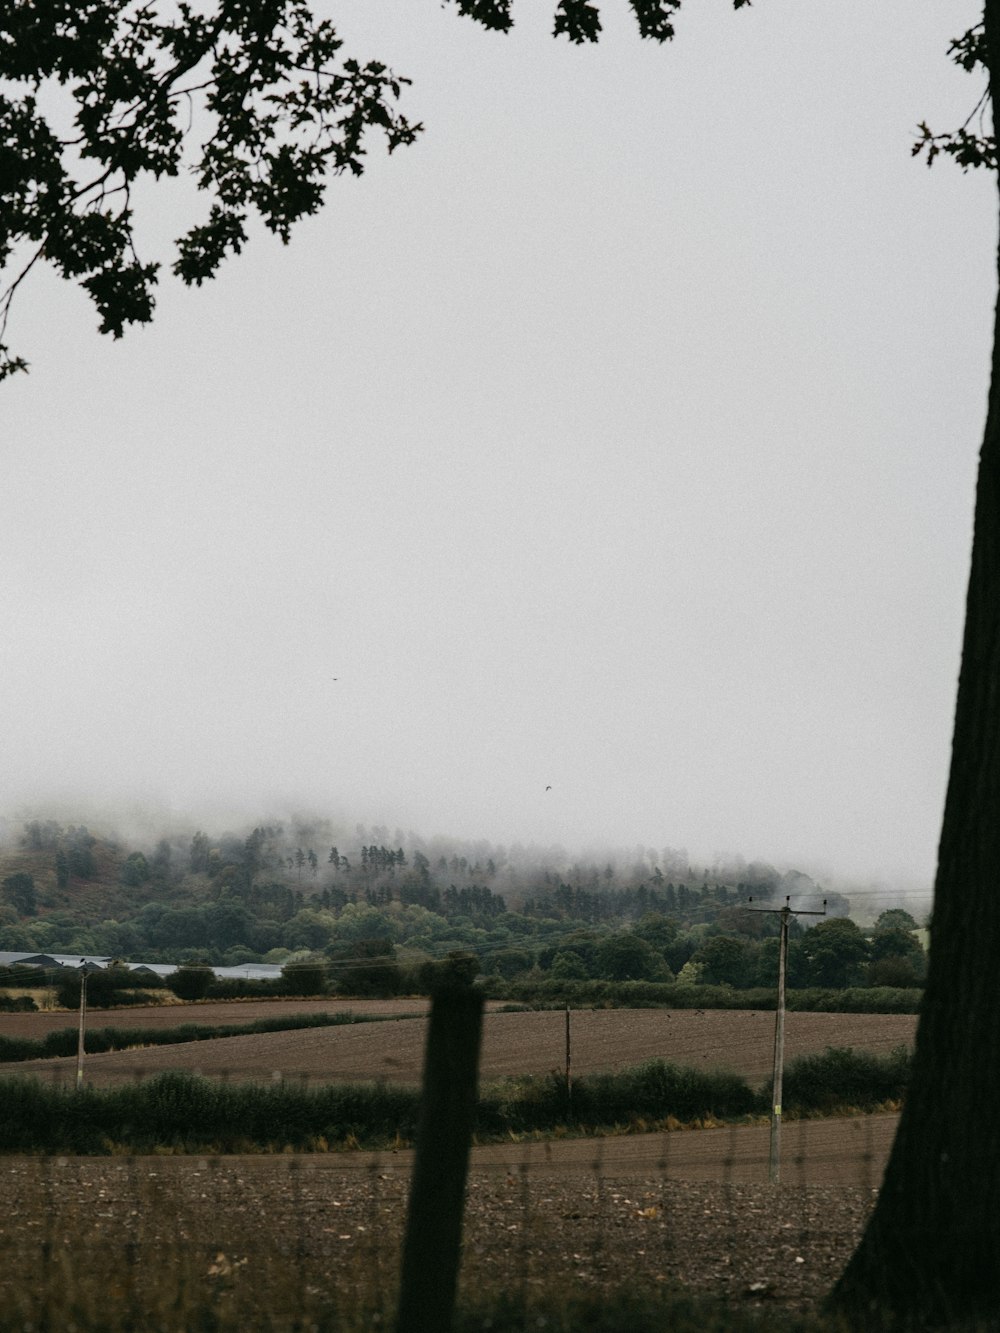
[0,1,992,887]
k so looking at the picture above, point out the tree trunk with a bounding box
[830,6,1000,1324]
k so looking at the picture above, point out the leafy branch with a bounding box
[911,24,996,172]
[0,0,422,378]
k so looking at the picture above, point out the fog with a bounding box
[1,1,991,893]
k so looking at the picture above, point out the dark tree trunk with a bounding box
[830,6,1000,1324]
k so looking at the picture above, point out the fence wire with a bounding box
[0,1100,890,1331]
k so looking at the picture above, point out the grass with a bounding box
[0,1046,911,1154]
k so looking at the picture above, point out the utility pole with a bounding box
[75,961,88,1090]
[565,1004,572,1113]
[748,895,826,1182]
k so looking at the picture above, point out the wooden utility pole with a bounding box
[75,964,88,1090]
[748,896,826,1182]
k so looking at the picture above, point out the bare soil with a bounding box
[0,994,433,1038]
[2,1005,917,1089]
[0,1117,893,1317]
[0,1008,904,1323]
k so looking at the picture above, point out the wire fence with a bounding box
[0,1105,891,1329]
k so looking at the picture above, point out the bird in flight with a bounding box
[545,785,552,791]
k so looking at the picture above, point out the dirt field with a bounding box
[0,1005,903,1324]
[0,1118,892,1322]
[0,994,433,1038]
[1,1004,917,1088]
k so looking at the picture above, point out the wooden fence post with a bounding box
[396,982,484,1333]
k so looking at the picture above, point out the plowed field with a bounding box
[0,1117,895,1321]
[2,1004,916,1088]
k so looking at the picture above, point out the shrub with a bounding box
[167,964,214,1000]
[779,1045,911,1113]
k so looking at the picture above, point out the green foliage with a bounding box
[54,965,143,1010]
[0,0,423,377]
[335,943,403,997]
[874,909,919,933]
[119,851,150,886]
[479,1059,756,1135]
[549,949,590,980]
[482,978,922,1014]
[0,1045,914,1153]
[781,1045,911,1114]
[595,931,670,982]
[166,963,214,1000]
[0,1070,421,1153]
[418,949,481,994]
[1,873,36,916]
[796,919,869,989]
[280,957,328,995]
[693,934,751,987]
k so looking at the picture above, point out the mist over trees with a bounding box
[4,1,996,1323]
[0,812,926,1000]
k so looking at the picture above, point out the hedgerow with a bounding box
[483,978,922,1013]
[0,1045,913,1154]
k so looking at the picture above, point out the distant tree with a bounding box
[307,848,318,877]
[65,827,97,878]
[119,851,151,887]
[282,908,337,952]
[868,955,925,989]
[693,934,751,988]
[281,958,328,996]
[329,937,401,997]
[56,964,137,1009]
[54,850,70,890]
[632,912,679,955]
[595,932,669,983]
[150,837,173,879]
[205,898,256,952]
[189,831,211,875]
[549,950,590,981]
[868,925,927,986]
[21,820,62,851]
[418,950,480,995]
[485,947,533,981]
[242,827,268,884]
[799,918,869,989]
[1,873,36,917]
[874,908,920,933]
[166,964,214,1001]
